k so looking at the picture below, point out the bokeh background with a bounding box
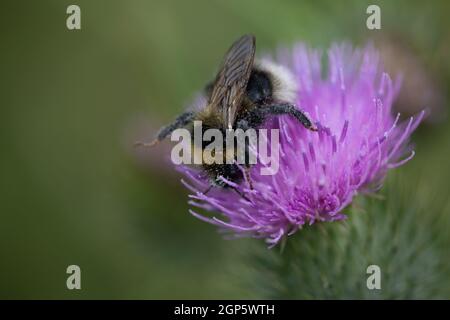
[1,0,449,299]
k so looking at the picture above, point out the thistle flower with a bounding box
[179,43,424,246]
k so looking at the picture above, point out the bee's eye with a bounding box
[247,70,272,104]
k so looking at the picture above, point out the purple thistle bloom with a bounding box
[179,43,424,246]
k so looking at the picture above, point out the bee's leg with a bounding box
[247,103,317,131]
[202,184,213,195]
[135,111,195,147]
[269,103,317,131]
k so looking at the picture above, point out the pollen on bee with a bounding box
[169,121,282,176]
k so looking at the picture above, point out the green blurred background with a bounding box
[0,0,449,299]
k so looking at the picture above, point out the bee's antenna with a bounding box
[231,186,251,202]
[202,184,213,195]
[134,140,159,148]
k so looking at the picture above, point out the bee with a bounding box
[137,34,317,195]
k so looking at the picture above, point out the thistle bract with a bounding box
[179,43,424,246]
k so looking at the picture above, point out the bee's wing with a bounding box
[209,34,256,129]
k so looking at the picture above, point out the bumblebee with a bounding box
[137,35,317,192]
